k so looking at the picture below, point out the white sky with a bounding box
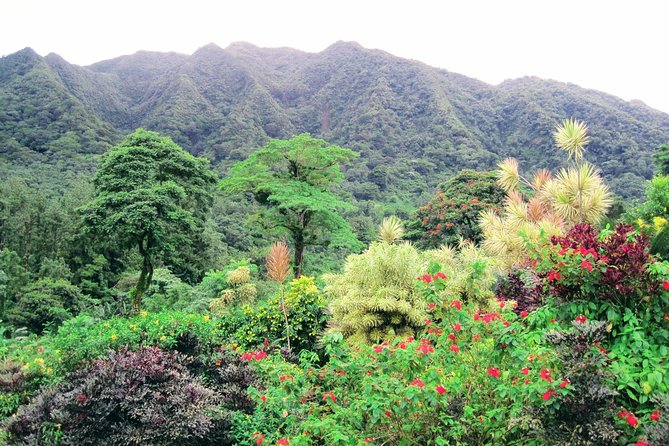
[2,0,668,113]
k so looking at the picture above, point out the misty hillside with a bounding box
[1,41,668,201]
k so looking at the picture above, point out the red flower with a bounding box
[448,333,456,341]
[520,310,528,318]
[618,410,631,419]
[453,322,462,332]
[521,367,529,376]
[580,260,593,272]
[542,389,556,401]
[279,374,293,382]
[385,410,392,417]
[627,414,638,428]
[253,432,265,445]
[559,380,570,388]
[260,395,267,403]
[435,385,446,395]
[634,441,650,446]
[498,300,506,309]
[574,315,587,324]
[416,340,434,355]
[540,369,552,383]
[450,344,460,353]
[410,378,424,388]
[428,302,436,310]
[663,281,669,291]
[473,312,480,321]
[451,300,462,310]
[276,438,290,445]
[650,410,660,422]
[547,270,562,282]
[322,391,337,402]
[487,368,501,378]
[418,274,433,283]
[433,272,448,280]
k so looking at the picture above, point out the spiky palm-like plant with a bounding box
[378,216,405,244]
[267,241,292,350]
[553,119,590,161]
[480,120,611,268]
[325,241,428,344]
[543,162,612,225]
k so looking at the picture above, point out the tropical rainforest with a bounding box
[1,42,668,446]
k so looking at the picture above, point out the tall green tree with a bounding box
[654,143,669,176]
[221,133,361,276]
[83,129,216,313]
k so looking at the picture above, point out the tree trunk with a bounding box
[294,231,305,278]
[132,238,154,314]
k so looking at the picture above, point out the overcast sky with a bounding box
[2,0,668,113]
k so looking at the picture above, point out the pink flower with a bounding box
[627,414,638,428]
[428,302,436,310]
[663,281,669,291]
[435,385,446,395]
[559,380,569,388]
[410,378,424,388]
[451,300,462,310]
[276,438,289,445]
[453,322,462,332]
[651,410,660,422]
[575,315,587,324]
[450,344,460,353]
[520,310,528,318]
[521,367,530,376]
[487,368,501,378]
[634,441,650,446]
[580,260,593,272]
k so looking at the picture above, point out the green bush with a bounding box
[220,277,326,353]
[325,241,428,344]
[5,278,91,334]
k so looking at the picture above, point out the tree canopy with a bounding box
[82,129,217,312]
[221,133,362,276]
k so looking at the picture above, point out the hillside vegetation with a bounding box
[1,42,668,202]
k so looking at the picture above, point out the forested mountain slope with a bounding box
[1,41,668,200]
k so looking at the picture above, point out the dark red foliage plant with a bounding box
[3,347,232,446]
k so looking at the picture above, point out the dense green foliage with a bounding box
[221,133,361,276]
[83,129,217,311]
[2,48,669,444]
[2,43,668,204]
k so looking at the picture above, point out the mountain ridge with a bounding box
[1,42,668,202]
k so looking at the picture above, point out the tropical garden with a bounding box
[0,121,668,445]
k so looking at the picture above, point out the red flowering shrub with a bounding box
[407,170,506,248]
[537,223,654,308]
